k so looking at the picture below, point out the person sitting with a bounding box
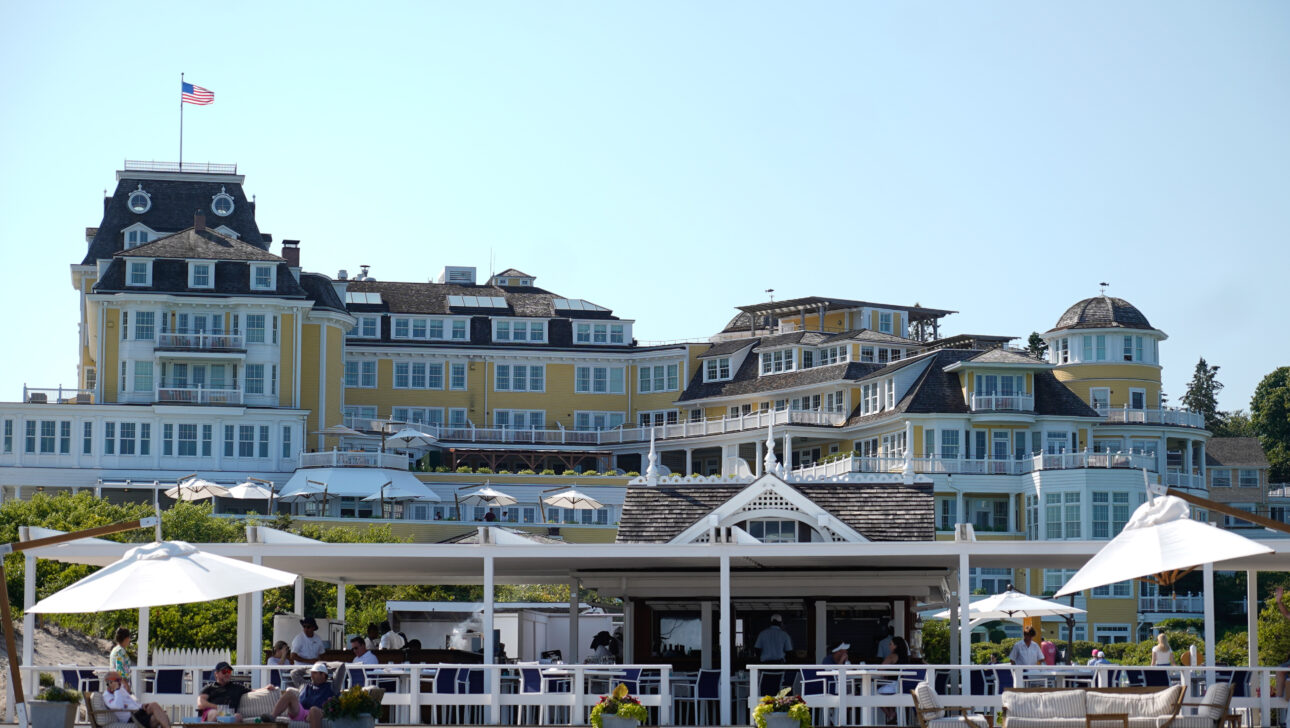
[826,641,850,665]
[104,671,171,728]
[350,635,379,665]
[877,636,910,722]
[199,661,265,722]
[378,620,405,650]
[267,662,335,728]
[365,623,381,651]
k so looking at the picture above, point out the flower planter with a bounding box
[601,715,641,728]
[27,700,77,728]
[763,712,800,728]
[327,714,376,728]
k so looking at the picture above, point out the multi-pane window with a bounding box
[135,311,155,340]
[392,407,444,426]
[118,422,137,455]
[1045,432,1070,454]
[189,262,213,288]
[494,410,544,429]
[1091,491,1130,539]
[576,366,625,394]
[1208,469,1230,486]
[494,319,546,342]
[972,567,1014,594]
[177,424,198,456]
[860,383,880,415]
[1239,469,1260,487]
[449,362,466,390]
[282,425,293,458]
[937,498,957,530]
[638,364,679,393]
[1043,569,1077,596]
[344,360,377,388]
[638,410,679,427]
[1092,580,1133,598]
[245,364,265,394]
[495,364,544,392]
[817,346,848,366]
[252,264,274,290]
[81,421,91,455]
[704,358,731,381]
[941,430,960,459]
[348,316,380,339]
[39,420,56,453]
[246,315,266,344]
[760,350,793,374]
[574,411,626,430]
[128,261,151,286]
[1094,624,1131,644]
[878,311,894,334]
[133,361,154,393]
[391,316,469,341]
[342,406,377,430]
[393,362,445,389]
[746,519,800,543]
[238,425,256,458]
[1045,492,1081,539]
[575,322,626,344]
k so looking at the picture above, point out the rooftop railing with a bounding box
[970,394,1035,412]
[792,451,1158,479]
[1097,405,1206,428]
[156,332,245,350]
[299,450,408,469]
[22,386,93,404]
[123,160,238,174]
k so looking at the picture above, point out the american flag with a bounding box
[181,82,214,105]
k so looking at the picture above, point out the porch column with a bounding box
[1246,571,1258,670]
[1008,495,1017,533]
[958,552,971,691]
[814,600,827,662]
[700,602,713,669]
[720,444,737,476]
[294,577,305,617]
[250,555,264,685]
[484,555,498,725]
[1203,562,1215,667]
[137,607,150,696]
[568,577,579,665]
[1157,438,1167,479]
[755,440,764,476]
[719,555,732,726]
[685,449,694,476]
[336,578,346,625]
[623,598,635,663]
[1184,442,1193,482]
[1198,441,1206,479]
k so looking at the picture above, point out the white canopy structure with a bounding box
[164,477,228,501]
[278,468,440,502]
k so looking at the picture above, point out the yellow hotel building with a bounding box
[0,162,1226,642]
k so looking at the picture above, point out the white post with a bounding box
[336,578,346,626]
[483,555,497,725]
[137,607,150,696]
[1203,562,1216,668]
[719,555,732,727]
[568,578,579,665]
[623,598,635,664]
[294,577,305,617]
[814,600,827,663]
[23,552,34,703]
[1246,570,1258,670]
[958,551,971,691]
[250,555,264,687]
[700,601,714,670]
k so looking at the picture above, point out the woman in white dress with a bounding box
[1150,633,1173,666]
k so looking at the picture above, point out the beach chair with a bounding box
[84,692,147,728]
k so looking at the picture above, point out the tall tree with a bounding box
[1181,357,1223,430]
[1251,367,1290,482]
[1025,332,1048,359]
[1212,409,1258,438]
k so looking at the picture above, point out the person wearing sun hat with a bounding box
[266,662,335,728]
[289,617,325,686]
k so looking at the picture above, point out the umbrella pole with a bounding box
[0,517,158,728]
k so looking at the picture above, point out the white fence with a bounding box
[792,451,1158,479]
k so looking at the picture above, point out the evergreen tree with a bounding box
[1251,367,1290,482]
[1212,409,1258,438]
[1025,332,1048,359]
[1181,357,1223,430]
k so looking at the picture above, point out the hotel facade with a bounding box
[0,162,1247,644]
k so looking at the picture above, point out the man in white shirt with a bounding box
[1008,627,1045,665]
[104,671,171,728]
[350,635,379,665]
[378,620,405,650]
[290,617,326,687]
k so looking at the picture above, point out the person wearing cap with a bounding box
[267,662,335,728]
[198,661,262,722]
[291,617,326,665]
[753,614,793,664]
[105,671,171,728]
[1088,650,1111,666]
[350,635,379,665]
[826,642,850,665]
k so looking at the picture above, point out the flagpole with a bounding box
[179,72,184,168]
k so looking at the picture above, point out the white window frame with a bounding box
[638,363,680,393]
[1211,469,1231,487]
[494,409,545,430]
[449,362,467,390]
[344,360,377,388]
[494,363,545,392]
[250,263,276,291]
[342,405,377,430]
[122,222,156,249]
[575,365,625,394]
[1090,387,1110,410]
[187,261,214,289]
[703,358,732,382]
[878,311,894,334]
[760,349,794,374]
[1129,388,1147,410]
[126,259,153,287]
[1238,469,1260,487]
[1093,624,1131,644]
[493,318,548,343]
[349,315,380,339]
[637,409,679,427]
[574,411,626,431]
[573,321,629,345]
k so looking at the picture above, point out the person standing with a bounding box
[1008,627,1044,665]
[1150,633,1173,666]
[754,614,793,664]
[365,623,381,651]
[109,628,135,693]
[290,617,326,687]
[1040,637,1057,665]
[378,620,405,650]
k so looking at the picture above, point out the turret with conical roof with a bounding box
[1041,295,1167,413]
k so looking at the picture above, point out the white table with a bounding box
[821,667,905,726]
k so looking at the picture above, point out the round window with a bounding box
[127,187,151,214]
[211,192,235,216]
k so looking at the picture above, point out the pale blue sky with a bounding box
[2,1,1287,411]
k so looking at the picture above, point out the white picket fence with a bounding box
[150,647,231,666]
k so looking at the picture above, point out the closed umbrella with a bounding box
[164,476,228,501]
[28,540,297,613]
[1056,490,1272,597]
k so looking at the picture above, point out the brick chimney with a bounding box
[282,240,300,268]
[194,211,206,232]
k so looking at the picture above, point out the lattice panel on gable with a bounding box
[742,489,799,512]
[692,532,711,543]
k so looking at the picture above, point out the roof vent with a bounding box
[437,266,477,285]
[194,211,206,232]
[337,269,348,280]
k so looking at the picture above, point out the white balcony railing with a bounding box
[22,386,93,404]
[1139,592,1204,614]
[792,451,1158,479]
[1097,405,1205,428]
[299,450,408,469]
[155,387,242,405]
[156,332,245,350]
[399,408,848,447]
[970,394,1035,412]
[1165,471,1206,488]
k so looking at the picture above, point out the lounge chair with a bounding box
[910,680,989,727]
[84,692,147,728]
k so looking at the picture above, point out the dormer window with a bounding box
[704,358,732,382]
[760,349,794,374]
[126,260,152,287]
[214,225,240,240]
[188,261,214,289]
[251,264,276,291]
[122,223,156,250]
[211,187,235,216]
[494,318,547,343]
[127,185,151,214]
[878,311,894,334]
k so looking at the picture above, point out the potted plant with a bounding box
[590,683,648,728]
[29,684,80,728]
[753,687,811,728]
[321,685,380,728]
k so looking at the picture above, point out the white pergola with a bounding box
[18,526,1290,725]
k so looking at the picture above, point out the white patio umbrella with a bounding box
[28,540,297,613]
[225,479,274,500]
[542,488,604,511]
[457,485,518,508]
[931,586,1086,620]
[1056,490,1273,597]
[385,427,436,449]
[164,476,229,501]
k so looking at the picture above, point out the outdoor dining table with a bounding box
[819,666,905,726]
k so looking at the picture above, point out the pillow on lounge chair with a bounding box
[1196,682,1231,721]
[1085,685,1182,717]
[1004,690,1086,719]
[913,681,945,718]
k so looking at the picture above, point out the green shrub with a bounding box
[455,466,473,473]
[625,471,640,477]
[476,467,493,474]
[433,466,449,472]
[517,469,536,475]
[582,470,598,476]
[38,673,55,688]
[34,685,81,703]
[541,469,556,475]
[562,470,578,476]
[495,469,509,474]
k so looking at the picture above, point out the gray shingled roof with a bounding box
[117,227,282,262]
[615,481,933,543]
[345,280,618,320]
[83,175,266,265]
[823,329,917,346]
[1048,296,1153,333]
[698,338,758,359]
[1205,437,1269,468]
[676,359,881,403]
[966,348,1047,365]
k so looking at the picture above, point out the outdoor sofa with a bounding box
[236,685,385,728]
[999,683,1234,728]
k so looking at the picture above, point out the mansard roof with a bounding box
[615,479,933,543]
[343,280,620,320]
[117,227,282,262]
[83,174,266,265]
[676,359,881,403]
